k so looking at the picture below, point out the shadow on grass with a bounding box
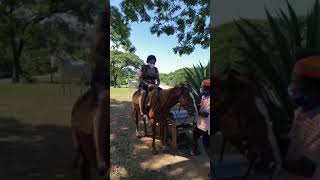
[0,117,81,180]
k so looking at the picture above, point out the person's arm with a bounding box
[155,68,160,86]
[199,98,210,117]
[139,66,149,86]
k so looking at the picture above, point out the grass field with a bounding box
[0,82,98,180]
[0,82,85,126]
[110,87,136,101]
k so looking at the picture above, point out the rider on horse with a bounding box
[138,55,160,117]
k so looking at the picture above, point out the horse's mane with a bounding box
[90,11,108,82]
[148,85,184,114]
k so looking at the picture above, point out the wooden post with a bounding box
[156,122,160,138]
[171,123,177,151]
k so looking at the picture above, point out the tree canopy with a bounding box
[115,0,209,56]
[110,6,135,52]
[110,50,143,87]
[0,0,102,82]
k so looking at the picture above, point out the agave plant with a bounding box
[231,0,320,135]
[184,62,210,104]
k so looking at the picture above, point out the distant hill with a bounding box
[160,68,190,86]
[160,63,209,86]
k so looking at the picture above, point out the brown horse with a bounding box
[70,6,109,180]
[212,72,283,177]
[71,89,109,180]
[132,85,198,154]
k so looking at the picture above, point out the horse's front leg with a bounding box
[143,115,148,137]
[79,154,90,180]
[160,118,169,151]
[134,108,140,138]
[150,118,158,154]
[71,128,80,175]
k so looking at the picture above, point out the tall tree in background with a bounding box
[0,0,102,82]
[110,50,143,88]
[111,6,135,52]
[117,0,209,56]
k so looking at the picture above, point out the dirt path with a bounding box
[110,97,210,179]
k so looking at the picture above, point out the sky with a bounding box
[212,0,315,27]
[110,0,210,74]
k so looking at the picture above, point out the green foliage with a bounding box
[110,50,143,88]
[211,19,272,77]
[184,62,210,103]
[119,0,209,56]
[111,6,135,52]
[0,0,102,82]
[214,0,320,135]
[160,61,210,103]
[160,69,188,86]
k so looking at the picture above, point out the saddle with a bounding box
[142,86,162,116]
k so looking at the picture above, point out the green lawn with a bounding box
[0,84,137,125]
[110,87,136,101]
[0,82,85,126]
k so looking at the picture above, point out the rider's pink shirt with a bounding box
[197,96,210,135]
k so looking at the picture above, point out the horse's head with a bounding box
[175,84,198,116]
[214,72,282,174]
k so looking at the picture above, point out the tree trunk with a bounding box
[50,71,54,83]
[10,34,24,83]
[113,75,118,88]
[11,56,20,83]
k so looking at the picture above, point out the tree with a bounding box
[110,6,135,52]
[118,0,209,56]
[0,0,102,83]
[110,50,143,88]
